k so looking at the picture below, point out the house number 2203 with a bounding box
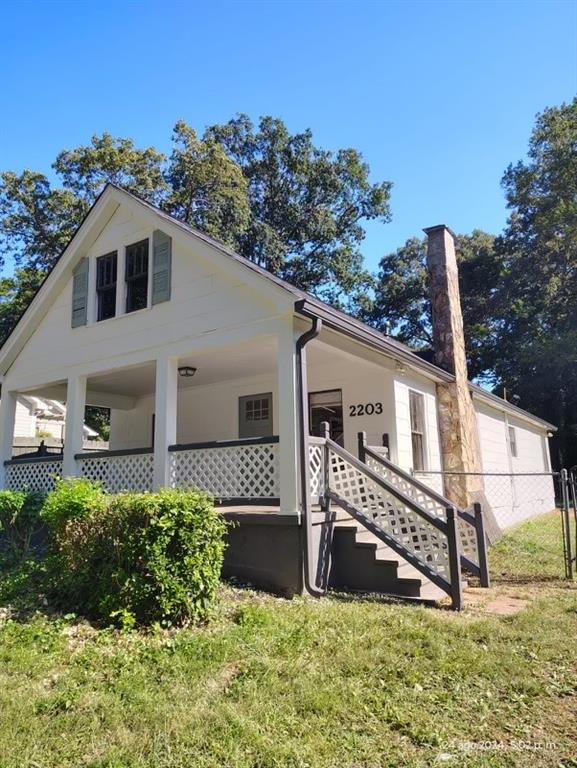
[349,402,383,417]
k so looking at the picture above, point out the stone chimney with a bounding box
[424,225,484,510]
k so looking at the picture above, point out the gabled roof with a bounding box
[0,184,556,431]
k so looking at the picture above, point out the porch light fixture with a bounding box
[178,366,197,378]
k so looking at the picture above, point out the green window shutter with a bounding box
[152,230,172,305]
[71,257,89,327]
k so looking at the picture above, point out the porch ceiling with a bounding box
[86,336,279,399]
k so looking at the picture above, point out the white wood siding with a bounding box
[475,400,555,528]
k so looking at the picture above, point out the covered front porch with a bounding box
[1,321,414,509]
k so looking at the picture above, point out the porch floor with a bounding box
[217,504,281,515]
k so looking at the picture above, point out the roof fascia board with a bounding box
[295,298,454,383]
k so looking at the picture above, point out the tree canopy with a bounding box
[0,104,575,464]
[368,99,577,467]
[0,115,392,335]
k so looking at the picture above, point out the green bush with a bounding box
[0,490,44,558]
[52,485,227,627]
[41,477,107,537]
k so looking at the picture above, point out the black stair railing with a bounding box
[357,431,490,588]
[315,422,464,610]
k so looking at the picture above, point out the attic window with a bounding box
[125,239,149,313]
[96,252,117,321]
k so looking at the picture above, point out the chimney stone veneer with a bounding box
[424,225,484,510]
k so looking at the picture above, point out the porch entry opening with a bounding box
[309,389,344,446]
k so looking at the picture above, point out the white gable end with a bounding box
[5,197,293,389]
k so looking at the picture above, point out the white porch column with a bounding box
[0,388,17,487]
[277,321,300,514]
[62,374,87,477]
[153,355,178,489]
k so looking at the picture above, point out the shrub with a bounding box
[41,477,107,537]
[0,490,44,558]
[53,486,227,626]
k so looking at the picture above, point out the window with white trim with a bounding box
[409,390,426,471]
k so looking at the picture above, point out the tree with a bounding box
[164,120,250,249]
[494,99,577,467]
[205,115,391,309]
[367,230,502,379]
[0,118,392,343]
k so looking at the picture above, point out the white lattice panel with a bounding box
[78,453,154,492]
[5,459,62,493]
[329,449,451,581]
[309,443,324,502]
[366,455,479,565]
[170,443,280,498]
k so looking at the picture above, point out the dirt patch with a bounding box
[463,586,532,616]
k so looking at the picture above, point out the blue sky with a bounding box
[1,0,576,275]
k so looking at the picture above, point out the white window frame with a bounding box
[86,230,153,325]
[408,389,427,472]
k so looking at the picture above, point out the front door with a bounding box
[309,389,344,446]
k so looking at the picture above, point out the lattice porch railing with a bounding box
[359,435,489,586]
[4,457,62,493]
[308,438,325,504]
[77,450,154,493]
[169,437,280,500]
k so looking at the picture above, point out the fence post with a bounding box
[446,505,463,610]
[320,421,331,513]
[561,469,574,579]
[472,502,490,588]
[570,469,577,568]
[357,431,367,463]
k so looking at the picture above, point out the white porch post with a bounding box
[153,355,178,489]
[0,388,17,487]
[277,321,300,514]
[62,374,87,477]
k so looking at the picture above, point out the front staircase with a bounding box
[308,426,490,609]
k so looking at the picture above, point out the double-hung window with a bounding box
[409,390,426,471]
[96,252,117,321]
[125,239,149,313]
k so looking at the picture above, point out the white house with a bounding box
[0,185,556,607]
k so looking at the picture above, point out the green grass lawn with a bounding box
[489,508,573,582]
[1,512,576,768]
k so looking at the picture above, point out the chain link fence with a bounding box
[415,469,576,582]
